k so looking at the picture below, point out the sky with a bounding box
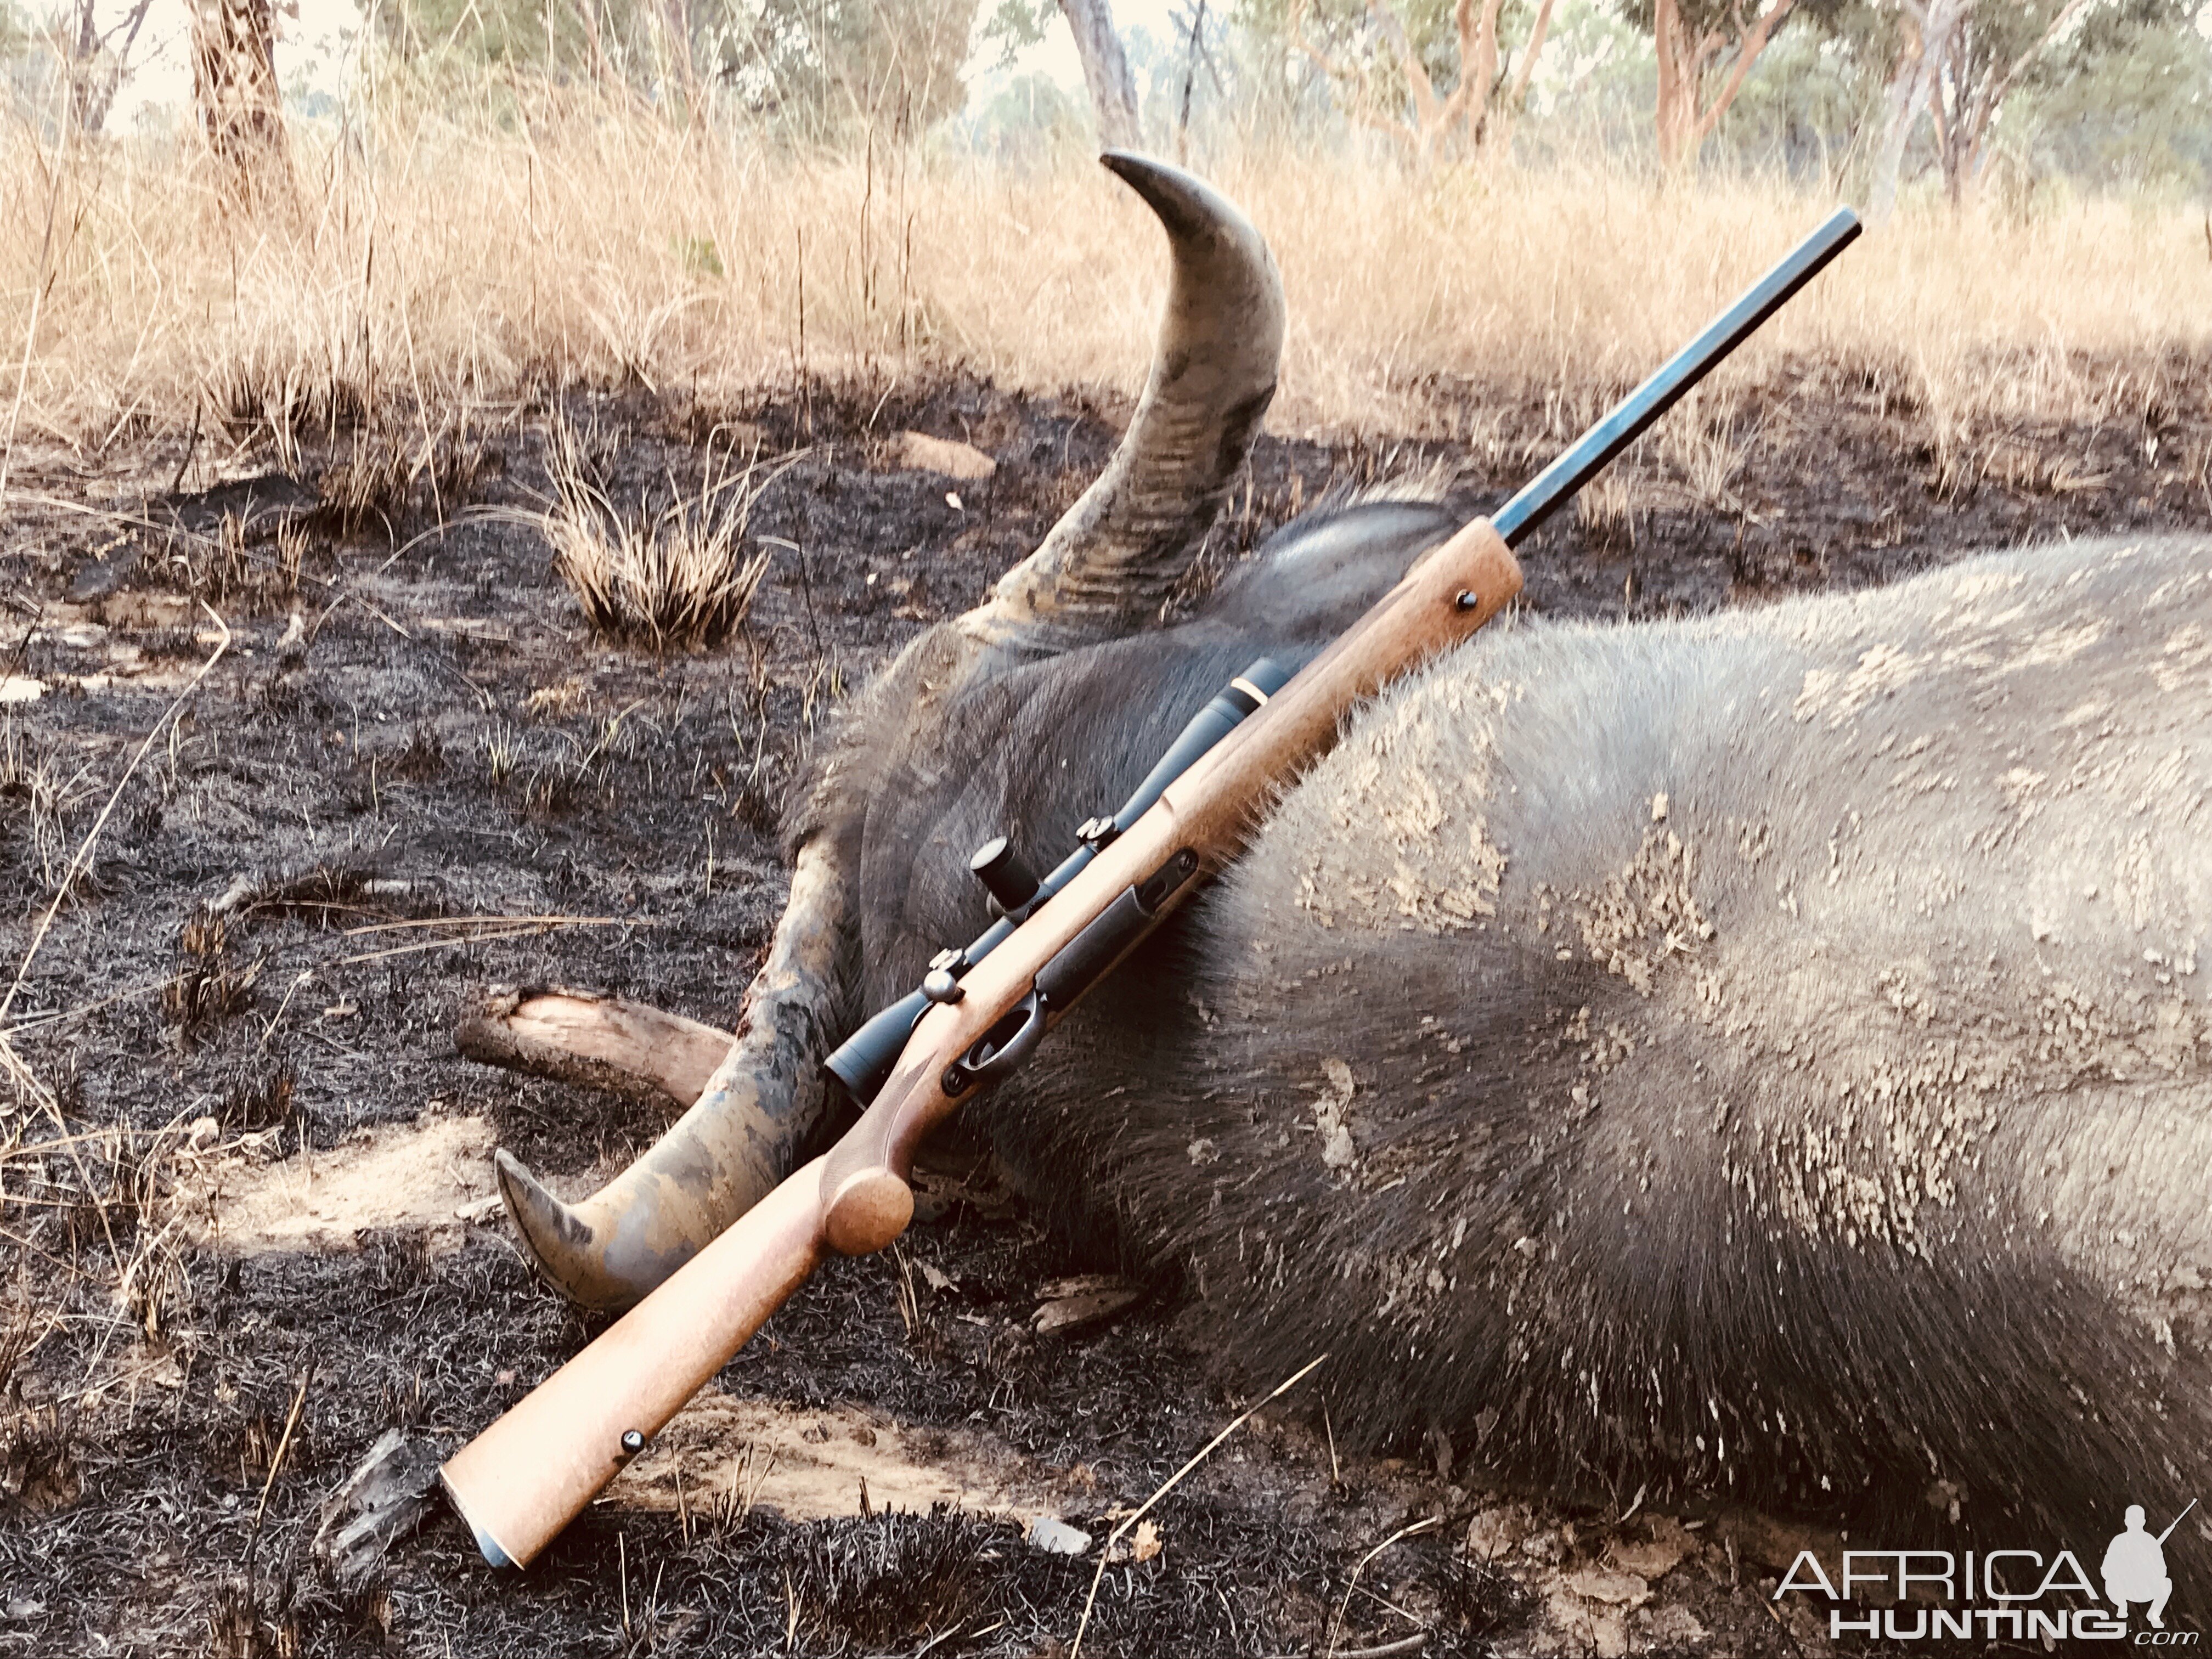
[77,0,1190,129]
[92,0,356,126]
[1009,0,1188,91]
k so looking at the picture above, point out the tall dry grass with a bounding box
[3,82,2209,460]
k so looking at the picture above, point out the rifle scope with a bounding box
[822,656,1292,1105]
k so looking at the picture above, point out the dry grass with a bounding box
[162,907,261,1045]
[159,510,318,615]
[0,720,80,893]
[317,413,490,535]
[2,85,2208,462]
[531,414,783,651]
[1573,468,1639,549]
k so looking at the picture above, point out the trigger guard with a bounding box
[961,991,1047,1087]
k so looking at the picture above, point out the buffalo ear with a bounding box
[973,153,1285,651]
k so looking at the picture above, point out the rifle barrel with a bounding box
[1490,206,1861,550]
[2157,1497,2198,1544]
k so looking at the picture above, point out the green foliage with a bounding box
[963,65,1093,153]
[1234,0,1552,119]
[1940,0,2075,105]
[1575,0,2212,192]
[710,0,983,133]
[1891,0,2212,196]
[675,232,725,274]
[1798,0,1901,69]
[50,0,2201,194]
[1702,23,1882,175]
[375,0,646,76]
[1608,0,1853,35]
[1699,1,1900,173]
[2013,2,2212,189]
[373,0,983,135]
[977,0,1057,68]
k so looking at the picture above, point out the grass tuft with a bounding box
[0,721,76,894]
[1575,469,1640,550]
[163,909,259,1043]
[312,414,495,538]
[0,1404,79,1514]
[219,1062,300,1138]
[536,416,783,652]
[317,425,421,539]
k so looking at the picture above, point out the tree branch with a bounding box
[1961,0,2096,163]
[1291,0,1421,156]
[1692,0,1797,150]
[1500,0,1556,117]
[1437,0,1506,140]
[1365,0,1443,136]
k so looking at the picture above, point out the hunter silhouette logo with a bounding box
[1772,1497,2202,1642]
[2106,1502,2195,1630]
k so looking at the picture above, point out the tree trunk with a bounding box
[1460,0,1504,133]
[69,0,102,133]
[1936,63,1970,206]
[1652,0,1702,170]
[1058,0,1142,151]
[1485,0,1556,155]
[1294,0,1549,166]
[1652,0,1796,172]
[1939,0,2095,208]
[67,0,156,137]
[189,0,290,206]
[1869,0,1954,223]
[1363,0,1448,162]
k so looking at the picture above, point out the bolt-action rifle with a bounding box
[439,206,1863,1570]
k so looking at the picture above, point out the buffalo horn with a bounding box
[974,151,1285,647]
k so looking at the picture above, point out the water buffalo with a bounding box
[487,155,2211,1545]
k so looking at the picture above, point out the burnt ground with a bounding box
[0,356,2208,1659]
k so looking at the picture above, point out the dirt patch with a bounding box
[612,1394,1067,1524]
[884,431,998,481]
[179,1114,500,1253]
[94,591,198,631]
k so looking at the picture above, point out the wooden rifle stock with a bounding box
[439,1155,828,1566]
[438,519,1522,1566]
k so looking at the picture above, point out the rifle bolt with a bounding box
[619,1429,645,1457]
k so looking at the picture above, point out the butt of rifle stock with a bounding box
[439,1155,830,1567]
